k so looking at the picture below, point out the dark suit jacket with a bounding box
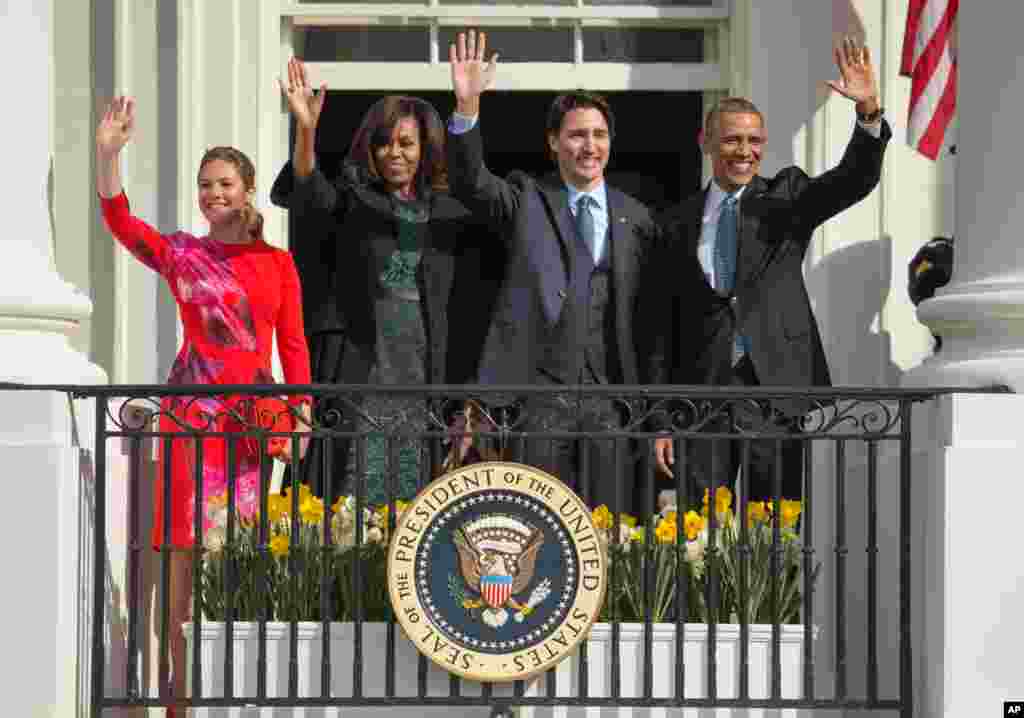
[448,125,658,385]
[644,120,892,394]
[270,161,503,385]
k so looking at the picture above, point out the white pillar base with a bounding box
[903,281,1024,390]
[915,393,1024,718]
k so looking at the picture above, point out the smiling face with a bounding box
[705,111,766,193]
[197,159,251,227]
[373,115,422,196]
[548,107,610,192]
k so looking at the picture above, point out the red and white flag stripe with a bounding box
[900,0,958,160]
[481,575,513,609]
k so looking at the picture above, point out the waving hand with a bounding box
[450,30,499,117]
[279,57,327,131]
[826,35,881,113]
[96,96,136,158]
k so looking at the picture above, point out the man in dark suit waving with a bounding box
[446,30,659,514]
[648,36,891,503]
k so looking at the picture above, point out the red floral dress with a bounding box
[101,193,311,548]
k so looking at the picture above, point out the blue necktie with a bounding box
[576,195,598,262]
[714,193,751,362]
[714,193,739,294]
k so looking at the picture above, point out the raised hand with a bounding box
[96,96,136,157]
[827,35,880,112]
[450,29,499,116]
[279,57,326,131]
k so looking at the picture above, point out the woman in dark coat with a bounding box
[272,58,501,503]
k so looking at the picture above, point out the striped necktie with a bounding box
[576,194,598,262]
[714,192,739,294]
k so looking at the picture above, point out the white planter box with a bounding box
[185,622,814,718]
[518,622,815,718]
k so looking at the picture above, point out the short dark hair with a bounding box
[545,91,615,159]
[703,97,764,141]
[346,95,448,193]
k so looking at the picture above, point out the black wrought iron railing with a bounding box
[6,382,999,718]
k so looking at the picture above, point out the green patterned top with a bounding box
[362,192,432,504]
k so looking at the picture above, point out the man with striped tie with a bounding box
[644,36,891,504]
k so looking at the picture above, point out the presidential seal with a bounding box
[387,462,607,683]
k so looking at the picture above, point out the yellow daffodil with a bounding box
[663,510,678,525]
[621,513,638,528]
[654,517,677,544]
[747,501,768,526]
[683,510,705,541]
[779,499,802,529]
[702,486,733,514]
[299,494,326,525]
[591,505,613,530]
[715,487,733,515]
[269,533,289,558]
[267,493,290,524]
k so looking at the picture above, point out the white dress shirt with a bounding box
[450,111,609,261]
[698,181,747,291]
[566,182,609,262]
[697,118,883,290]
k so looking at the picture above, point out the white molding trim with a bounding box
[283,4,729,22]
[304,60,723,90]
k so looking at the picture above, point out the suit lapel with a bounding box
[537,176,574,279]
[736,176,768,288]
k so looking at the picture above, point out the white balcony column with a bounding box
[0,0,103,386]
[907,2,1024,390]
[902,5,1024,718]
[0,0,105,717]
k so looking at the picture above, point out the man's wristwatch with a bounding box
[857,105,885,124]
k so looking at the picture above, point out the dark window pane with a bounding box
[583,28,703,63]
[439,27,573,63]
[300,27,429,62]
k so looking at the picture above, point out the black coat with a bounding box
[270,161,503,385]
[643,120,892,395]
[447,125,659,385]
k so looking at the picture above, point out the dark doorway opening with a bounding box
[302,89,704,212]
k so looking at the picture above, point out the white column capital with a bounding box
[0,0,104,385]
[905,3,1024,390]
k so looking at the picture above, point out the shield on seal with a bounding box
[480,574,513,608]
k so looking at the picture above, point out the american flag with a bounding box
[481,574,513,609]
[900,0,959,160]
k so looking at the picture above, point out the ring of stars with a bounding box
[416,491,580,654]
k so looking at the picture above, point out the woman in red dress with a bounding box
[96,96,312,710]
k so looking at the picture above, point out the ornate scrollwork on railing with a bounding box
[617,395,904,438]
[97,388,906,442]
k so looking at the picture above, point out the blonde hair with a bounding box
[198,146,264,242]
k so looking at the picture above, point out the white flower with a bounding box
[206,505,228,530]
[367,526,384,545]
[205,527,226,554]
[685,538,705,563]
[619,523,634,546]
[658,490,677,514]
